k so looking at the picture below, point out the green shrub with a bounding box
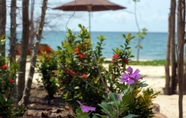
[55,25,106,110]
[0,42,19,117]
[37,52,58,100]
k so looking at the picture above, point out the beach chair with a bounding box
[16,44,53,56]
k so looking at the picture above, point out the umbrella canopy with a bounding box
[53,0,126,11]
[53,0,126,33]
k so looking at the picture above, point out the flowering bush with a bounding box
[55,25,106,110]
[0,39,19,117]
[53,25,135,111]
[37,25,160,117]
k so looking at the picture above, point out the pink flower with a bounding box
[121,66,141,84]
[77,101,96,113]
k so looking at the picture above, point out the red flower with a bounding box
[94,99,99,103]
[84,45,88,50]
[74,48,80,54]
[60,78,65,83]
[112,60,116,64]
[82,73,87,79]
[9,79,14,83]
[78,53,86,59]
[1,64,7,70]
[113,54,119,59]
[123,58,129,64]
[65,69,75,76]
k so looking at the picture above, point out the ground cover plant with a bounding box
[38,24,160,117]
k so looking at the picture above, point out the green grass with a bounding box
[104,59,166,66]
[129,60,166,66]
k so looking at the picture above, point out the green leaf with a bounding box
[123,114,140,118]
[109,93,119,111]
[0,34,5,41]
[98,102,113,117]
[65,57,71,63]
[57,46,62,50]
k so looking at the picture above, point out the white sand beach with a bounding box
[25,63,186,118]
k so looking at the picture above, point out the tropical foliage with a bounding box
[38,25,160,117]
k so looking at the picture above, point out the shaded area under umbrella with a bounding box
[53,0,126,33]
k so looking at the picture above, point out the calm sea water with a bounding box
[6,31,168,60]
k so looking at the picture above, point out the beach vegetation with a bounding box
[37,25,160,117]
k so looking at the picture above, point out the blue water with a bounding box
[6,31,168,60]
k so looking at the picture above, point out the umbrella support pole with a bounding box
[89,11,91,38]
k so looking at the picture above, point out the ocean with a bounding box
[6,31,168,60]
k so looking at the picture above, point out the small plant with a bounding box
[37,52,58,100]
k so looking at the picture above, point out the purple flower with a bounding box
[121,66,141,84]
[77,101,96,113]
[117,94,120,100]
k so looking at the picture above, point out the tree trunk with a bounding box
[29,0,36,47]
[170,0,177,94]
[164,13,171,95]
[18,0,48,106]
[0,0,6,57]
[9,0,17,65]
[18,0,30,101]
[9,0,17,98]
[177,0,185,118]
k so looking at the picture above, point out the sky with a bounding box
[46,0,170,32]
[7,0,171,32]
